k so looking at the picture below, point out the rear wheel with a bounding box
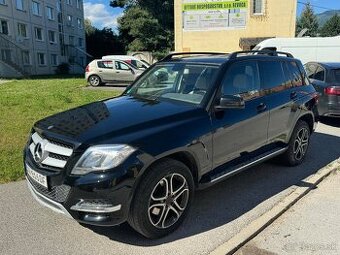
[88,75,101,86]
[128,158,194,239]
[280,120,310,166]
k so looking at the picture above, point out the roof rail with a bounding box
[229,50,294,59]
[160,52,228,61]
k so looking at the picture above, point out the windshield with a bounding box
[125,63,219,105]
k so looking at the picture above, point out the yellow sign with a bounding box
[183,0,248,11]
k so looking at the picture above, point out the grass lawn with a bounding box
[0,78,120,183]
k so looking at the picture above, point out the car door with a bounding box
[96,60,116,82]
[114,61,136,82]
[260,60,303,144]
[211,60,269,168]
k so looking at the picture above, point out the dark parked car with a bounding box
[305,62,340,118]
[24,51,318,239]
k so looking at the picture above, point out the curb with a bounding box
[209,158,340,255]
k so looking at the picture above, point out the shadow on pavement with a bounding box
[319,117,340,128]
[85,132,340,246]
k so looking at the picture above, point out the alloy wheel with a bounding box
[148,173,189,229]
[293,127,309,161]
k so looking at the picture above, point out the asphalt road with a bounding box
[0,120,339,255]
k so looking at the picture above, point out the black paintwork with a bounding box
[24,53,318,226]
[305,62,340,118]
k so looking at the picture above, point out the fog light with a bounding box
[70,199,121,213]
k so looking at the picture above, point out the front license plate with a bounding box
[26,164,48,188]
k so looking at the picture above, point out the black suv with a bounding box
[24,51,318,239]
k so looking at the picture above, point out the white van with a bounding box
[254,37,340,64]
[102,55,150,70]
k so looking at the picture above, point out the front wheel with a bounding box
[128,159,194,239]
[280,120,311,166]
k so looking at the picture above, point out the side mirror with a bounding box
[215,95,245,110]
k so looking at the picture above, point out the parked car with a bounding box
[304,62,340,118]
[254,37,340,64]
[85,59,144,86]
[24,51,318,239]
[101,55,150,70]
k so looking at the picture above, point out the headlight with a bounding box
[71,145,136,175]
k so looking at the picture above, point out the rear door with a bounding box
[261,60,303,144]
[212,60,269,167]
[96,60,116,82]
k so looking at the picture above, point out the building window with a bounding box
[17,23,27,38]
[77,18,83,29]
[66,0,72,5]
[69,35,74,45]
[0,20,9,35]
[79,56,84,66]
[22,51,30,65]
[0,0,6,5]
[37,53,45,65]
[16,0,24,10]
[48,30,56,43]
[78,37,83,47]
[57,0,61,12]
[252,0,264,15]
[32,1,41,16]
[51,54,58,66]
[46,7,54,20]
[34,27,43,41]
[1,49,11,62]
[67,15,73,26]
[76,0,82,9]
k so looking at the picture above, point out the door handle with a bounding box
[290,91,297,99]
[98,70,103,72]
[115,71,120,73]
[257,103,267,113]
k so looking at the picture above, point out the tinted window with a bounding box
[286,61,303,87]
[221,61,260,101]
[97,60,113,69]
[314,67,325,81]
[259,61,291,93]
[330,69,340,83]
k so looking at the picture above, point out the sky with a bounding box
[84,0,340,30]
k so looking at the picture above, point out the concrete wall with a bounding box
[175,0,297,52]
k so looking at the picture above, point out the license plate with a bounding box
[26,164,48,188]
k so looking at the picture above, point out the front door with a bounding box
[212,60,269,168]
[114,61,135,82]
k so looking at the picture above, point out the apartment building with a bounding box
[175,0,297,52]
[0,0,87,77]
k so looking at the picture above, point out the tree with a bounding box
[296,2,319,37]
[84,19,95,35]
[110,0,174,58]
[320,14,340,37]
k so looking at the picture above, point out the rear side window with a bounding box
[285,61,303,87]
[258,61,292,93]
[97,61,113,69]
[314,67,325,81]
[221,61,261,101]
[329,69,340,83]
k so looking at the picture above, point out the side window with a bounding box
[115,61,131,71]
[221,61,260,101]
[304,64,317,79]
[314,67,325,81]
[258,61,291,93]
[286,61,303,87]
[97,60,113,69]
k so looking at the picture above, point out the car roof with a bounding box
[160,54,296,66]
[307,62,340,69]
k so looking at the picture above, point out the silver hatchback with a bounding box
[85,59,144,86]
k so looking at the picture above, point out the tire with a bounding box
[128,158,195,239]
[280,120,311,166]
[88,75,101,86]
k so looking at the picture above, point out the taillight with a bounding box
[85,65,90,72]
[324,86,340,95]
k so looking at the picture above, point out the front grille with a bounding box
[27,176,71,203]
[29,132,74,169]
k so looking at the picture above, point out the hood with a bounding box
[34,96,206,145]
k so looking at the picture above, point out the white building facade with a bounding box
[0,0,88,77]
